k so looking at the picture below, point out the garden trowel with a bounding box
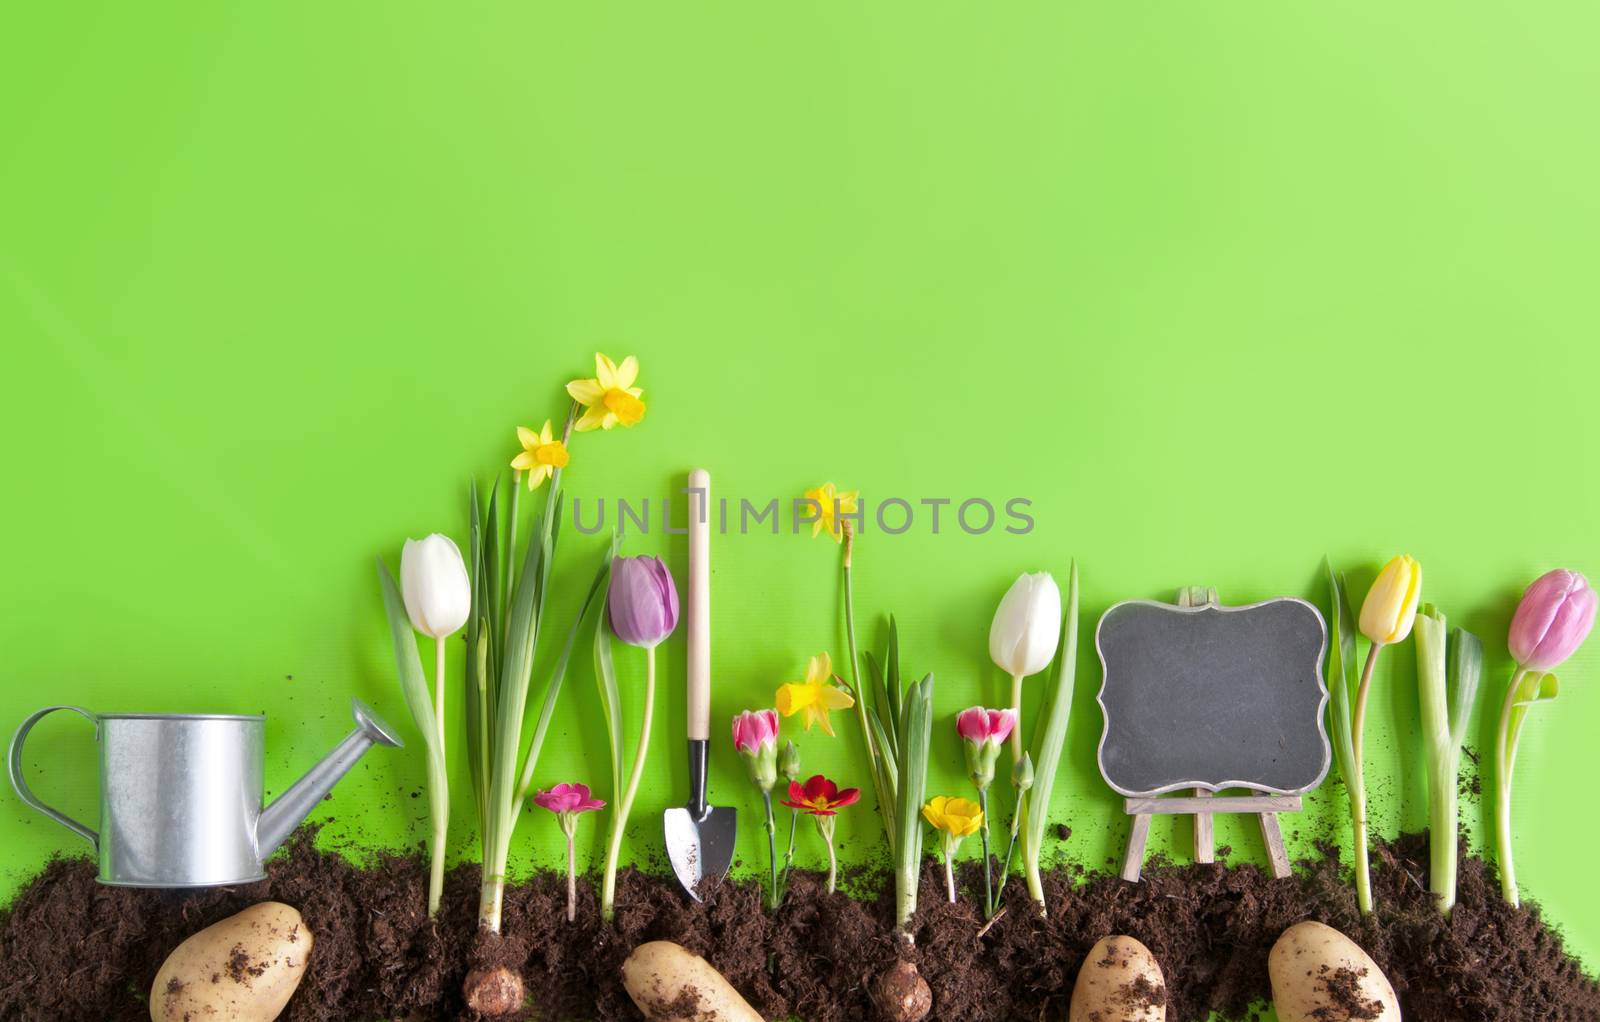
[664,468,736,901]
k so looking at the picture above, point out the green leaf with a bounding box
[464,482,488,819]
[893,673,934,930]
[377,560,440,759]
[1023,560,1077,891]
[886,615,903,729]
[866,704,899,804]
[1324,559,1358,791]
[515,539,615,805]
[1446,626,1482,751]
[1507,670,1559,771]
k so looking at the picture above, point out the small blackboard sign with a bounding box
[1095,597,1330,798]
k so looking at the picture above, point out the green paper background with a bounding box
[4,3,1599,1018]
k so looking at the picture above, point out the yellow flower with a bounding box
[921,795,984,838]
[775,652,855,736]
[803,482,860,542]
[1359,554,1422,646]
[510,420,570,489]
[566,353,646,432]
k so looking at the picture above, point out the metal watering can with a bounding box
[7,698,402,887]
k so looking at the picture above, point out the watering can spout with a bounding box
[256,698,403,858]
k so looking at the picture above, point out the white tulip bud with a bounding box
[400,534,471,639]
[988,571,1062,678]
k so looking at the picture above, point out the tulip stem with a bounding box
[761,790,779,911]
[977,788,994,916]
[1496,666,1529,906]
[1350,642,1381,916]
[601,645,657,922]
[435,639,447,761]
[1006,671,1031,906]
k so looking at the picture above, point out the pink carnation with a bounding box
[732,708,780,755]
[956,706,1016,746]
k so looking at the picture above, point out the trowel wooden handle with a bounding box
[686,468,711,742]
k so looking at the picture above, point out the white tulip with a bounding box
[400,534,471,639]
[988,572,1062,679]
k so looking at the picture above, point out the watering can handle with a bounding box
[8,705,99,850]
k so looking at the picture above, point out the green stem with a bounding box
[996,796,1021,905]
[1496,666,1528,907]
[1008,672,1025,764]
[843,538,894,856]
[601,645,657,922]
[823,821,838,894]
[1351,643,1381,916]
[977,788,993,916]
[565,827,577,923]
[943,840,956,903]
[1007,671,1035,904]
[435,639,447,763]
[780,807,799,898]
[762,790,779,910]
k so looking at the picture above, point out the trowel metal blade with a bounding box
[663,805,737,901]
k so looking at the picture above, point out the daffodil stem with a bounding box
[1496,666,1529,906]
[601,645,656,923]
[977,788,994,916]
[762,790,779,911]
[1350,643,1381,916]
[842,537,894,857]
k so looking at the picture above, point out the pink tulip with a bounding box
[533,782,606,816]
[1508,569,1598,672]
[732,709,780,755]
[956,706,1016,747]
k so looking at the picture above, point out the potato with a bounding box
[1269,920,1399,1022]
[1069,935,1167,1022]
[621,940,762,1022]
[149,902,312,1022]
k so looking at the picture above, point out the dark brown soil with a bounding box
[0,829,1594,1021]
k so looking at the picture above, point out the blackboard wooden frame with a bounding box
[1095,586,1330,880]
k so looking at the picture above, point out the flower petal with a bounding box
[614,355,639,389]
[567,378,605,406]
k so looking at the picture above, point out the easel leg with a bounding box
[1193,788,1214,864]
[1121,813,1152,882]
[1254,790,1290,878]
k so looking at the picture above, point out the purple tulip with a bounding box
[607,555,679,648]
[1508,569,1598,672]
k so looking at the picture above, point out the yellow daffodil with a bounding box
[566,353,646,432]
[922,795,984,838]
[510,420,570,489]
[803,482,859,542]
[775,652,854,736]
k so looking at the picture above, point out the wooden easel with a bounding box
[1119,586,1296,882]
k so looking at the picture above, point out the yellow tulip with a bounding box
[921,795,984,838]
[566,353,646,432]
[1359,555,1423,646]
[775,652,855,736]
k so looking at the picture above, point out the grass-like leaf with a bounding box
[1021,560,1077,908]
[893,673,934,930]
[1324,559,1358,792]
